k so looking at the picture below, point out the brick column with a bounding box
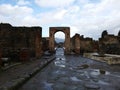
[35,30,42,58]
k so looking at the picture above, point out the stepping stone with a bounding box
[75,64,89,69]
[84,82,100,90]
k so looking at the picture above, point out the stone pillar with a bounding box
[35,29,42,58]
[71,34,80,54]
[64,28,70,54]
[75,34,80,54]
[49,28,55,53]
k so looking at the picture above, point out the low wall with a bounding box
[84,53,120,65]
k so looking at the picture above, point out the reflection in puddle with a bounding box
[70,76,81,82]
[54,61,65,67]
[54,48,66,68]
[98,80,109,85]
[91,69,110,76]
[43,81,53,90]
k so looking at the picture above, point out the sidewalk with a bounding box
[0,56,55,90]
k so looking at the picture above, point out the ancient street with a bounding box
[0,1,120,89]
[19,48,120,90]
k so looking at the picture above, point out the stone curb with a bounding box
[0,56,55,90]
[1,63,22,71]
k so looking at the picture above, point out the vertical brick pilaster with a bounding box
[35,29,42,58]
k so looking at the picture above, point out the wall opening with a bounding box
[54,31,65,49]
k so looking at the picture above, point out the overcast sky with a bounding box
[0,0,120,40]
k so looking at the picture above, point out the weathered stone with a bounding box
[71,34,80,54]
[0,23,42,58]
[84,83,100,90]
[76,64,89,69]
[20,49,30,62]
[49,27,70,54]
[99,69,106,74]
[99,30,120,55]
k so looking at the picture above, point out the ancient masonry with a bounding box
[0,23,42,58]
[71,31,120,55]
[99,30,120,54]
[49,27,70,54]
[0,23,120,61]
[71,34,81,54]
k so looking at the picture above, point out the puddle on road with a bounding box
[98,80,109,85]
[70,76,81,82]
[54,48,66,68]
[91,69,110,76]
[43,81,53,90]
[54,58,66,68]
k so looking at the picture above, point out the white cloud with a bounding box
[35,0,75,8]
[0,4,34,26]
[67,0,120,39]
[55,32,65,39]
[17,0,30,5]
[70,26,80,37]
[0,0,120,39]
[54,9,67,20]
[0,4,33,16]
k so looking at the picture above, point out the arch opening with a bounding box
[49,27,70,54]
[54,31,65,49]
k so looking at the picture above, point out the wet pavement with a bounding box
[19,48,120,90]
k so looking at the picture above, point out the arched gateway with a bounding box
[49,27,70,54]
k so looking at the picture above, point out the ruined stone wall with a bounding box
[42,37,49,51]
[71,34,97,54]
[99,32,120,55]
[100,35,119,45]
[0,23,12,50]
[71,34,80,54]
[80,37,94,53]
[0,23,42,58]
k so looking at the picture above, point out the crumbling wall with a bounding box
[0,23,42,59]
[99,30,120,55]
[71,34,80,54]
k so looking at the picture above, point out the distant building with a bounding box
[71,34,98,54]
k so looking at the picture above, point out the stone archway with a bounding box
[49,27,70,54]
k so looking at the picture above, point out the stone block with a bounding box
[20,49,30,62]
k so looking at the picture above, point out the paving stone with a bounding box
[84,82,100,90]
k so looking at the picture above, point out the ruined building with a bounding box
[71,30,120,55]
[71,34,80,54]
[99,30,120,55]
[0,23,120,59]
[71,34,99,55]
[0,23,42,59]
[49,27,70,54]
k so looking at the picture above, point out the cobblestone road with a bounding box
[19,48,120,90]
